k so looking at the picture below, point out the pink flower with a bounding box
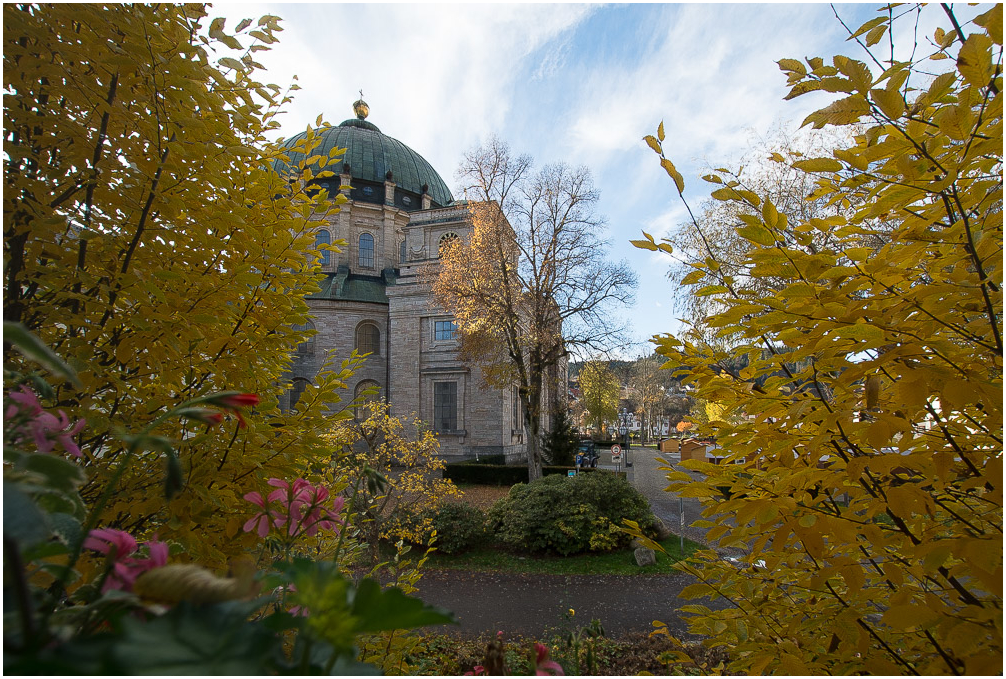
[534,642,564,676]
[278,583,309,617]
[242,490,279,538]
[463,665,486,676]
[242,478,345,540]
[6,385,43,417]
[5,386,86,458]
[83,528,168,592]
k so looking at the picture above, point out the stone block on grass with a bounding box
[634,547,656,567]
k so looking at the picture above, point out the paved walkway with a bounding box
[414,445,737,639]
[618,445,744,558]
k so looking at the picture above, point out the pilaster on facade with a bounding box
[276,103,530,463]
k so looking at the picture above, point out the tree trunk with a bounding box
[523,370,544,482]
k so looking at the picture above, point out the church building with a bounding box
[276,97,539,461]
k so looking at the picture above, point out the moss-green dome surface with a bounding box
[277,116,454,208]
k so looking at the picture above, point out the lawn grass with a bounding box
[423,534,703,576]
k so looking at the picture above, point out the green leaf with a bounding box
[4,482,49,549]
[3,321,81,387]
[48,511,84,547]
[112,601,280,674]
[350,578,456,633]
[164,447,184,500]
[21,453,86,493]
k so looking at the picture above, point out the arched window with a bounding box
[438,232,459,257]
[356,322,380,356]
[290,377,309,410]
[359,232,374,268]
[293,321,315,360]
[315,230,331,267]
[353,380,382,419]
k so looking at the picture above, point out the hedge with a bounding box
[444,463,625,485]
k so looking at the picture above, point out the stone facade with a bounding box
[279,102,565,463]
[279,140,527,462]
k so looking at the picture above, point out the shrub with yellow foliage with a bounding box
[632,5,1002,675]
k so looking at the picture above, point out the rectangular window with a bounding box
[434,382,458,432]
[512,386,519,427]
[359,233,375,268]
[434,320,458,341]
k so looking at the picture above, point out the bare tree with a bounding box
[664,126,880,337]
[429,137,637,480]
[628,354,666,444]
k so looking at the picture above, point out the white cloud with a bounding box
[203,2,989,348]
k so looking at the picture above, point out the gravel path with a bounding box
[413,570,716,640]
[412,446,739,639]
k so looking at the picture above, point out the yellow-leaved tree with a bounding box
[578,360,620,435]
[330,402,460,565]
[3,4,357,569]
[632,5,1002,675]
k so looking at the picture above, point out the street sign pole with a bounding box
[679,497,684,554]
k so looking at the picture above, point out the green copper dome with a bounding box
[275,101,454,209]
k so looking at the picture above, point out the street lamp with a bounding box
[619,408,632,467]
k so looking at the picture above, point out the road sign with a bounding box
[611,444,622,462]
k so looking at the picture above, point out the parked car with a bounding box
[576,441,599,468]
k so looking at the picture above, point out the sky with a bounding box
[211,2,983,357]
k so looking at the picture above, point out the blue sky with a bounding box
[212,2,984,357]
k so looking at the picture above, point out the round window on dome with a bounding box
[402,195,412,205]
[362,186,374,196]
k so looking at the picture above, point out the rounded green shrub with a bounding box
[486,473,657,555]
[424,502,488,555]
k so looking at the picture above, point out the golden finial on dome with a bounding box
[353,90,369,120]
